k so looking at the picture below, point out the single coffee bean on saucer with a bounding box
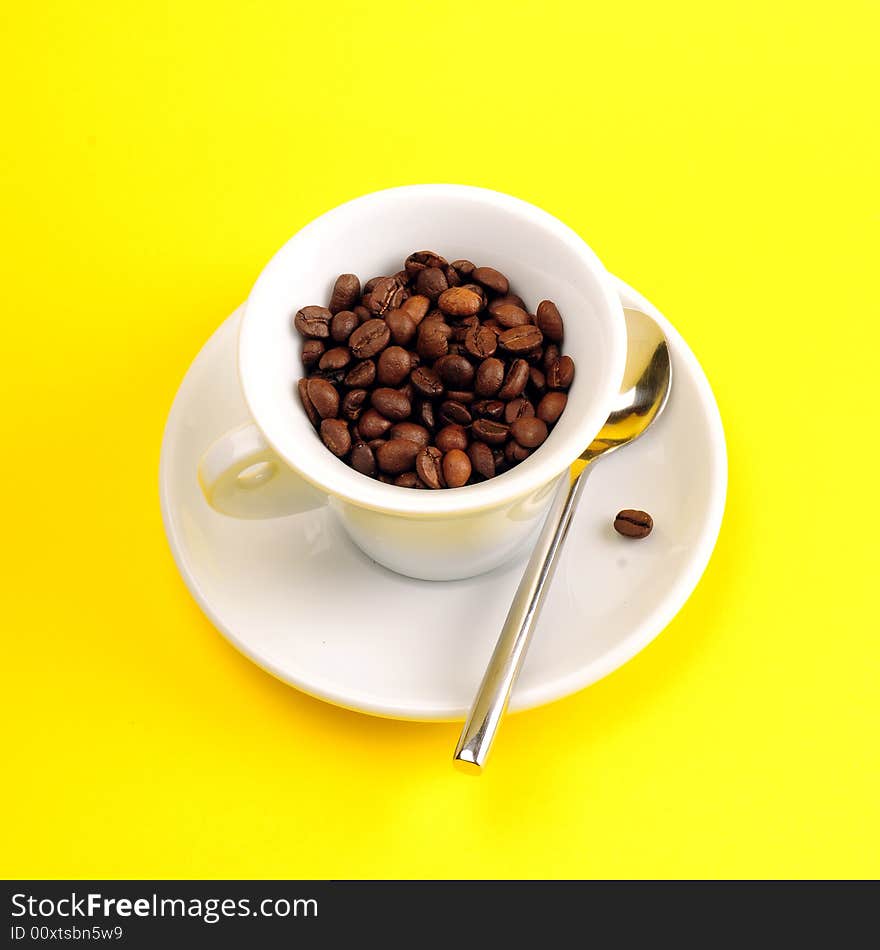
[613,509,654,539]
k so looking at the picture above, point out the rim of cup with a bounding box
[239,184,626,517]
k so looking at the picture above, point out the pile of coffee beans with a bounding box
[293,251,576,488]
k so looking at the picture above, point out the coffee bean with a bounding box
[468,441,495,480]
[417,321,451,360]
[497,358,530,399]
[493,303,530,328]
[537,391,567,424]
[442,448,471,488]
[510,416,548,448]
[416,400,436,430]
[397,381,414,403]
[297,378,320,427]
[499,324,543,354]
[504,397,535,424]
[357,408,392,440]
[306,377,339,419]
[368,437,388,453]
[390,422,430,448]
[363,276,383,295]
[350,441,376,477]
[350,318,391,359]
[320,418,351,457]
[445,390,474,404]
[416,446,445,489]
[451,259,476,280]
[472,398,505,420]
[472,419,509,445]
[475,357,505,397]
[444,265,461,288]
[547,354,575,389]
[401,294,430,324]
[436,424,468,453]
[438,287,482,317]
[378,474,395,484]
[529,366,546,396]
[505,440,530,462]
[411,366,443,398]
[341,388,369,421]
[536,300,564,342]
[354,305,372,323]
[415,266,448,300]
[460,283,488,308]
[318,346,352,372]
[330,310,359,343]
[483,318,502,334]
[301,339,325,369]
[394,472,425,489]
[371,387,411,421]
[526,346,544,365]
[294,305,332,339]
[542,343,560,373]
[488,294,526,314]
[385,309,416,346]
[613,509,653,539]
[329,274,361,314]
[464,322,498,359]
[376,438,421,475]
[368,276,407,314]
[404,250,447,275]
[376,346,412,386]
[472,266,509,296]
[439,400,472,426]
[344,359,376,388]
[436,354,475,389]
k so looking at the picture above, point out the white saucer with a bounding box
[160,277,726,721]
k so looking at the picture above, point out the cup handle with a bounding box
[198,423,326,519]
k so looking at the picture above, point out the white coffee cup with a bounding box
[198,185,626,580]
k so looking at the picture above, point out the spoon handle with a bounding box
[453,465,593,773]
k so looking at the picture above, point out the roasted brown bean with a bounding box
[385,309,416,346]
[416,446,445,489]
[510,416,548,448]
[344,359,376,388]
[475,357,505,397]
[488,294,527,314]
[301,339,325,369]
[350,441,376,477]
[546,354,575,389]
[537,391,567,424]
[471,266,509,296]
[349,318,391,358]
[371,387,411,421]
[357,408,392,440]
[415,266,448,300]
[404,251,447,275]
[435,424,468,453]
[390,422,430,448]
[498,325,543,354]
[439,400,472,426]
[492,303,530,328]
[468,441,495,480]
[471,419,509,445]
[464,322,498,359]
[442,448,471,488]
[306,377,340,419]
[368,276,407,314]
[504,397,535,424]
[497,359,530,399]
[320,418,351,457]
[394,472,425,489]
[329,274,361,315]
[318,346,351,371]
[330,310,359,343]
[535,300,564,342]
[437,287,482,317]
[376,346,412,386]
[401,294,430,324]
[294,305,332,339]
[297,378,320,427]
[436,354,475,389]
[614,509,653,538]
[417,321,451,360]
[376,439,421,474]
[472,399,505,420]
[341,388,368,421]
[411,365,444,398]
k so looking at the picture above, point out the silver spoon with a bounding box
[453,307,672,773]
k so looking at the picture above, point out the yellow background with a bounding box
[2,1,877,879]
